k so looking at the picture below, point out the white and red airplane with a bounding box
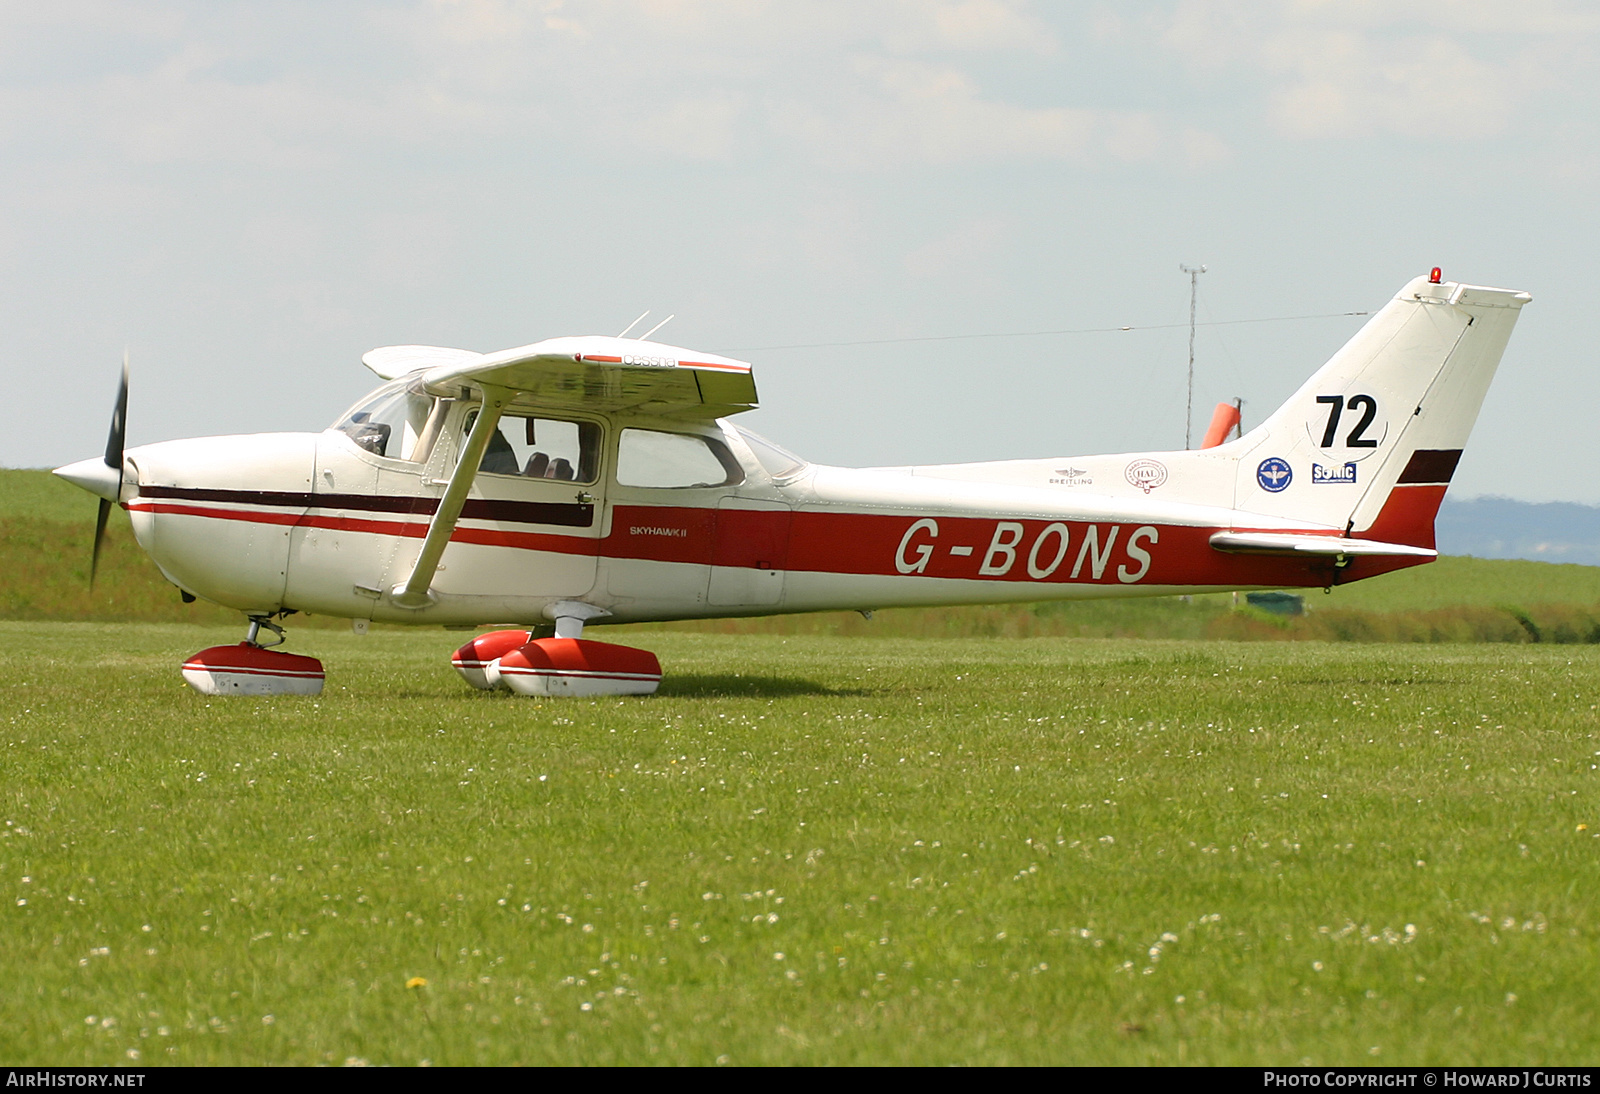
[54,269,1529,698]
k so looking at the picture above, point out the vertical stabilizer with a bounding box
[1221,274,1530,545]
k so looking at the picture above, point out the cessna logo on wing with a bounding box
[622,354,677,369]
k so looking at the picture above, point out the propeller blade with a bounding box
[91,498,111,589]
[91,355,128,590]
[105,353,128,470]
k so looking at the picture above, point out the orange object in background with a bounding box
[1201,401,1241,448]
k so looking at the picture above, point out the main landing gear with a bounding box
[180,613,326,697]
[451,601,661,698]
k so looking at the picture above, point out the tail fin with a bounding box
[1225,273,1530,547]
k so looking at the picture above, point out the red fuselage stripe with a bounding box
[129,495,1364,587]
[130,501,601,555]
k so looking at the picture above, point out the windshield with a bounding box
[332,380,438,461]
[736,427,809,481]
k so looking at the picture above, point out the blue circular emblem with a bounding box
[1256,457,1293,493]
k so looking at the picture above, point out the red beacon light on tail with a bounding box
[1429,267,1443,284]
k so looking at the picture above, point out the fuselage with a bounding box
[116,392,1390,630]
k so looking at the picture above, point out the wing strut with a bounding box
[390,385,511,610]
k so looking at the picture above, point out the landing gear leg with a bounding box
[245,615,287,649]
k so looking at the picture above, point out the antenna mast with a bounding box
[1180,263,1206,448]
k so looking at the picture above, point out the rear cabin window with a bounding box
[616,429,743,489]
[468,412,602,484]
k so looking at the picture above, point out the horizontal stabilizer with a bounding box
[1209,532,1436,559]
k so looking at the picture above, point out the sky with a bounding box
[4,1,1598,502]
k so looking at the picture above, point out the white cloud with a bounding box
[387,1,1174,167]
[1265,31,1514,140]
[608,94,745,160]
[770,57,1211,168]
[887,0,1058,55]
[0,2,1230,174]
[1161,0,1596,142]
[1180,126,1230,167]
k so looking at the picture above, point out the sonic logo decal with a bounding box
[1311,462,1357,485]
[1257,457,1292,493]
[1124,459,1168,494]
[894,518,1159,584]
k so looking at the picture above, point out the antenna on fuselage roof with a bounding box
[639,314,676,341]
[617,310,650,338]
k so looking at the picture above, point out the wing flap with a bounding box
[1209,531,1436,559]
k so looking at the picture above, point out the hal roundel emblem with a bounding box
[1124,459,1168,494]
[1256,457,1293,493]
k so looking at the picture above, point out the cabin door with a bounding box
[415,408,606,603]
[709,498,791,607]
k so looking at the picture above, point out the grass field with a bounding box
[3,623,1598,1065]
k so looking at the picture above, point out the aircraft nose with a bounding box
[54,456,125,502]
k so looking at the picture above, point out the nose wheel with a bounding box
[180,613,325,697]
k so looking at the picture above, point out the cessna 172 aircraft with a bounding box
[54,269,1529,697]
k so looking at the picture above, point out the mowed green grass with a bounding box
[3,624,1598,1065]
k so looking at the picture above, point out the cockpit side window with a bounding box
[333,381,437,462]
[465,411,602,485]
[616,429,744,488]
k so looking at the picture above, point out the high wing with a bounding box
[365,334,757,610]
[362,336,757,419]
